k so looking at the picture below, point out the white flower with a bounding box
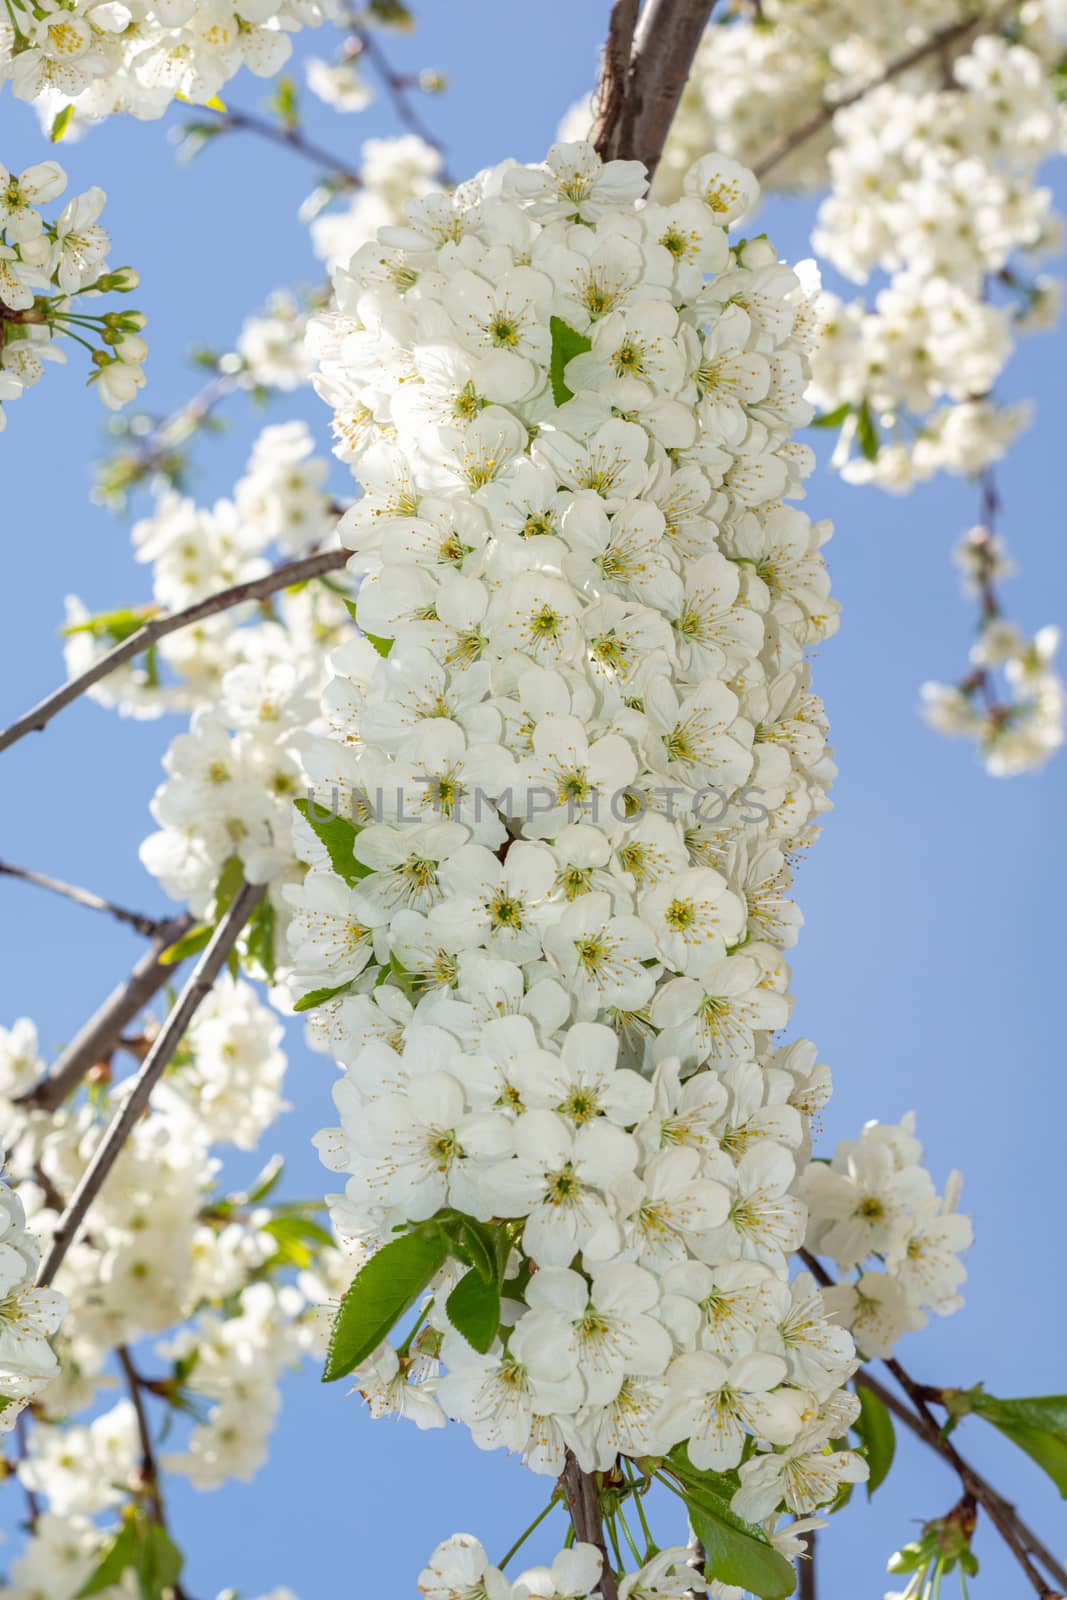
[661,1350,800,1469]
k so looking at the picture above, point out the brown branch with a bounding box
[117,1346,166,1526]
[35,882,264,1288]
[212,107,363,188]
[805,1251,1067,1597]
[590,0,640,158]
[14,1409,41,1529]
[351,24,455,181]
[797,1525,816,1600]
[16,912,194,1114]
[593,0,716,178]
[560,1452,618,1600]
[753,10,1012,181]
[0,544,348,757]
[0,859,168,938]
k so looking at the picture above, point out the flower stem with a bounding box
[498,1494,560,1569]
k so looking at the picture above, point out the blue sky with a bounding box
[2,6,1066,1595]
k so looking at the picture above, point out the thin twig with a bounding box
[353,25,454,178]
[560,1452,619,1600]
[14,1410,41,1529]
[0,544,348,757]
[117,1346,166,1527]
[753,9,1013,181]
[0,859,167,938]
[805,1251,1067,1597]
[595,0,716,177]
[16,912,194,1113]
[35,882,264,1288]
[212,107,363,188]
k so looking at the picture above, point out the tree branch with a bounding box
[804,1251,1067,1597]
[753,10,1012,181]
[213,107,363,188]
[352,24,454,179]
[590,0,640,158]
[560,1452,619,1600]
[0,545,349,757]
[593,0,716,178]
[117,1345,167,1527]
[797,1525,816,1600]
[35,882,264,1288]
[0,858,168,938]
[16,912,194,1114]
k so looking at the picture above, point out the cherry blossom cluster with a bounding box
[0,988,344,1591]
[0,0,328,129]
[420,1535,754,1600]
[921,524,1064,775]
[308,131,444,273]
[649,8,1067,491]
[803,1114,973,1360]
[289,138,869,1575]
[4,1509,298,1600]
[0,1139,64,1432]
[65,417,343,716]
[0,159,146,431]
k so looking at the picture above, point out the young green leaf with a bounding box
[212,854,245,918]
[549,316,593,407]
[363,631,394,657]
[968,1392,1067,1497]
[159,923,212,965]
[263,1214,334,1269]
[323,1227,449,1381]
[809,401,852,429]
[855,1384,896,1496]
[685,1484,796,1599]
[50,104,76,142]
[293,797,370,883]
[856,398,880,462]
[292,980,356,1013]
[245,896,277,982]
[136,1522,184,1600]
[77,1522,141,1597]
[445,1266,501,1353]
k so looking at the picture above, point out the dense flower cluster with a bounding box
[804,1114,973,1359]
[0,0,328,128]
[0,1138,64,1431]
[651,7,1067,490]
[293,138,869,1566]
[0,988,342,1593]
[921,524,1064,774]
[0,159,146,430]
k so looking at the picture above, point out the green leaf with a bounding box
[77,1523,140,1597]
[855,1385,896,1496]
[245,1154,284,1205]
[212,854,245,918]
[436,1213,499,1283]
[363,630,393,657]
[809,401,852,429]
[324,1226,449,1381]
[159,923,212,965]
[292,980,356,1013]
[856,398,880,462]
[246,896,276,981]
[293,797,370,883]
[263,1214,334,1268]
[136,1522,183,1600]
[685,1485,796,1599]
[445,1266,500,1353]
[61,605,154,643]
[549,315,593,407]
[50,104,75,142]
[138,1527,176,1600]
[968,1393,1067,1498]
